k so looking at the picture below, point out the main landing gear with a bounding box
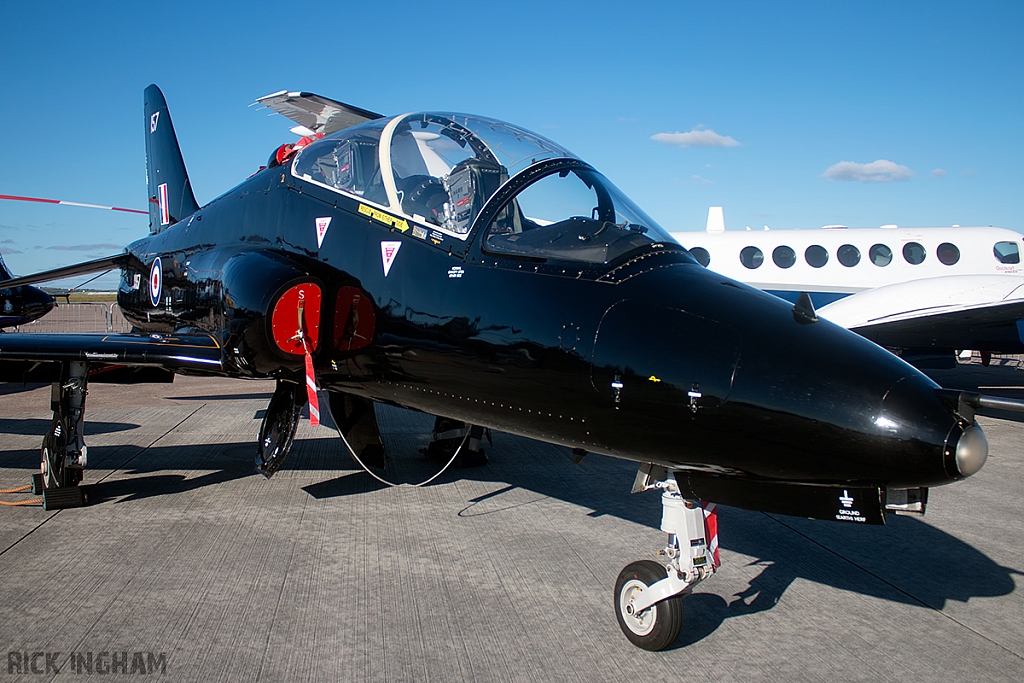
[423,417,489,468]
[255,381,388,477]
[255,379,306,477]
[35,361,89,510]
[614,465,719,650]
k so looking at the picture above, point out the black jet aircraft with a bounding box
[0,85,1008,649]
[0,252,55,328]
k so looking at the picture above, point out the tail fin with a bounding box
[706,206,725,233]
[0,252,12,281]
[144,85,199,234]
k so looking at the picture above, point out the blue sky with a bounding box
[0,0,1021,288]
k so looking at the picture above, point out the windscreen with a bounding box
[481,165,681,265]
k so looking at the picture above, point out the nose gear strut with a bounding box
[614,464,718,650]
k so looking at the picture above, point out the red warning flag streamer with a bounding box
[0,193,148,215]
[295,294,320,426]
[703,503,720,568]
[303,339,320,426]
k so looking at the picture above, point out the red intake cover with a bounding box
[271,282,322,354]
[334,286,375,351]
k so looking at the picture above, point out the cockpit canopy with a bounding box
[291,111,679,264]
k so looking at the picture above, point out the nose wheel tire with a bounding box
[614,560,683,651]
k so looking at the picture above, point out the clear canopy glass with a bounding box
[291,111,678,264]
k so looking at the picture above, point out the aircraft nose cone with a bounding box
[878,375,986,484]
[953,424,988,477]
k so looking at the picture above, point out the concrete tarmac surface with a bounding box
[0,362,1022,682]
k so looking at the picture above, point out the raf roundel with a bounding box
[149,257,162,308]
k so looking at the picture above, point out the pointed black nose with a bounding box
[951,423,988,476]
[877,375,988,485]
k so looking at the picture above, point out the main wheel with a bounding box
[614,560,683,651]
[255,382,303,477]
[427,417,464,458]
[40,416,71,489]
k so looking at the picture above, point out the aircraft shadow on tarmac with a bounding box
[0,382,47,397]
[674,510,1022,648]
[15,394,1019,651]
[171,392,275,402]
[0,417,138,436]
[294,419,1021,649]
[85,442,258,505]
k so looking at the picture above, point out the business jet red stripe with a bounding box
[0,193,147,215]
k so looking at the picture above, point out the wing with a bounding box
[819,275,1024,351]
[0,332,223,381]
[1,253,137,288]
[847,299,1024,351]
[255,91,383,136]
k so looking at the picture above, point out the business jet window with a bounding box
[773,245,796,268]
[869,244,892,266]
[689,247,710,267]
[838,244,861,267]
[937,242,960,266]
[740,246,764,269]
[903,242,926,265]
[994,241,1021,264]
[805,245,828,268]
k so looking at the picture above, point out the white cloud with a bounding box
[821,159,913,183]
[46,243,124,252]
[930,168,947,177]
[691,175,713,185]
[651,128,739,148]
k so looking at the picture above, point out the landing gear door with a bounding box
[590,300,741,414]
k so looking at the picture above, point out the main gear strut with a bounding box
[37,361,90,509]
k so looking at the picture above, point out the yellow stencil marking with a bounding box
[359,204,409,233]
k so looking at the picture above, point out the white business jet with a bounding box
[671,208,1024,363]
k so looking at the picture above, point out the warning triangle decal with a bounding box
[381,241,401,277]
[315,217,332,248]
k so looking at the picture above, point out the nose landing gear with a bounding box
[614,468,718,650]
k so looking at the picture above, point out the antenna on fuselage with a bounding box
[706,206,725,233]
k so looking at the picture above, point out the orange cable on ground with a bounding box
[0,483,42,506]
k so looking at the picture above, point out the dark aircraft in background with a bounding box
[0,86,1009,649]
[0,253,55,328]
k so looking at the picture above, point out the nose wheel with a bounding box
[613,467,719,650]
[615,560,683,650]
